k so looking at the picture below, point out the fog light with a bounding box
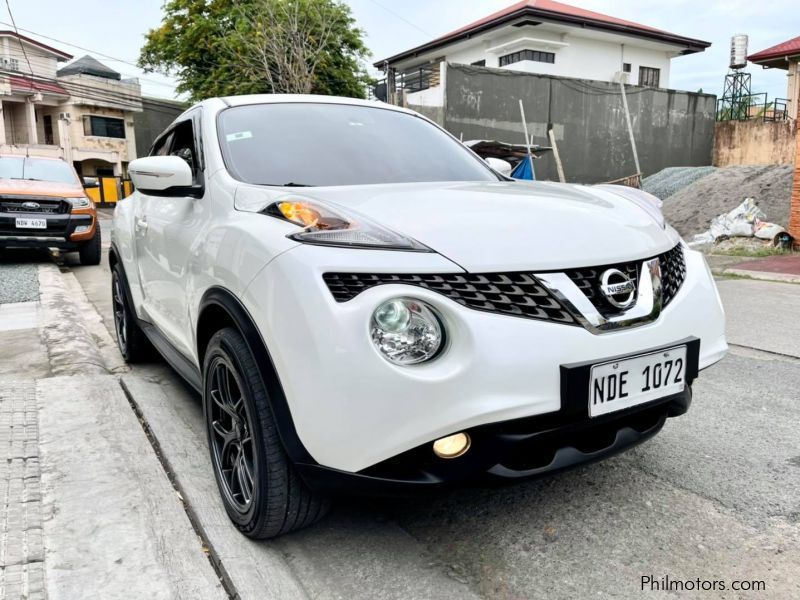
[74,225,90,234]
[432,432,471,459]
[370,297,443,365]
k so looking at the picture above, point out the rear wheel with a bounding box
[111,265,153,362]
[78,223,102,266]
[204,327,329,539]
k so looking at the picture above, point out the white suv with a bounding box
[111,95,727,539]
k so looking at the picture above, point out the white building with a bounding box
[375,0,710,106]
[0,31,142,177]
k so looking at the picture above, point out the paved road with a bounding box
[62,235,800,598]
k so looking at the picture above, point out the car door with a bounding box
[133,111,206,358]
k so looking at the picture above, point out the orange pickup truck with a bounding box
[0,155,101,265]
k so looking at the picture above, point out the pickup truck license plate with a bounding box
[589,345,687,417]
[15,218,47,229]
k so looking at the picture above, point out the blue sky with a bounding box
[5,0,794,101]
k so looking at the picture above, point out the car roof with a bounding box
[189,94,416,116]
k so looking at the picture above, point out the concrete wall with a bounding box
[132,97,187,158]
[2,37,60,79]
[443,63,716,183]
[713,119,797,167]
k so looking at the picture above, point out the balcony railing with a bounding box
[716,93,791,122]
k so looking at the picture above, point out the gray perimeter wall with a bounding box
[443,64,716,184]
[133,97,188,158]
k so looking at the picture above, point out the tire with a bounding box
[79,223,102,266]
[203,327,329,539]
[111,264,153,362]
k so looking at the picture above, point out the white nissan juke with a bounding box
[111,95,727,539]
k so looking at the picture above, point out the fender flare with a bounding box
[198,287,315,465]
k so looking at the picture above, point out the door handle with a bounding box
[135,217,148,232]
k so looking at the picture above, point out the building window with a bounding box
[639,66,660,87]
[471,59,486,67]
[499,49,555,67]
[9,57,19,71]
[622,62,631,73]
[83,115,126,139]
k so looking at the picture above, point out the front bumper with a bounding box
[242,244,726,475]
[0,212,94,250]
[297,386,690,495]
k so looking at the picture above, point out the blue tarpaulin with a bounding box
[511,156,535,180]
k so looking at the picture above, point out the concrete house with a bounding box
[57,55,141,177]
[375,0,710,107]
[0,31,142,177]
[748,35,800,120]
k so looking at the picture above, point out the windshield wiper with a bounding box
[269,182,315,187]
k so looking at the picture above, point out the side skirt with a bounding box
[137,318,203,393]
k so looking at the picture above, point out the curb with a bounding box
[721,268,800,284]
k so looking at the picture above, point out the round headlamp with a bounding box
[370,298,443,365]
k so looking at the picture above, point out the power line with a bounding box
[3,0,36,89]
[0,19,179,90]
[366,0,433,38]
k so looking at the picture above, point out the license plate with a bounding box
[589,345,687,417]
[15,218,47,229]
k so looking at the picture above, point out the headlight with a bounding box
[371,298,444,365]
[266,198,430,251]
[67,197,93,210]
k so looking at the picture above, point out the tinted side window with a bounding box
[168,120,198,183]
[150,131,173,157]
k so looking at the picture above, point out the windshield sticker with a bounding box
[226,131,253,142]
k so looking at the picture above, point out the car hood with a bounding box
[235,180,681,272]
[0,178,85,198]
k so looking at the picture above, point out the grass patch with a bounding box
[709,246,797,258]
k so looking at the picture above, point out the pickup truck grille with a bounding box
[323,244,686,326]
[0,196,70,214]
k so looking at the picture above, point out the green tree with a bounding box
[139,0,371,101]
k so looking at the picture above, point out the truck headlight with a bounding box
[371,298,443,365]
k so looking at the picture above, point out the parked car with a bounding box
[0,156,101,265]
[111,95,727,539]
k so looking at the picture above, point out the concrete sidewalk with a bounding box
[0,261,226,600]
[725,254,800,283]
[709,253,800,284]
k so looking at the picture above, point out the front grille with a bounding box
[564,261,640,317]
[563,244,686,315]
[659,244,686,307]
[323,244,686,326]
[323,272,577,325]
[0,196,70,214]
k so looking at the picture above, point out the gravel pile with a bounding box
[0,263,40,304]
[659,165,794,238]
[643,166,718,200]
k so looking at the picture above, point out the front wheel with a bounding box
[203,327,329,539]
[78,223,101,265]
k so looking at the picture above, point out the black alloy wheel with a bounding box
[207,356,257,513]
[111,264,153,362]
[203,327,329,538]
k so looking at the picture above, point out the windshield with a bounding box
[0,157,79,184]
[217,103,499,187]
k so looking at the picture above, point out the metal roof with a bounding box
[748,35,800,69]
[57,55,121,80]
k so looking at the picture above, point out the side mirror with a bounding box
[129,156,195,196]
[485,157,512,176]
[82,176,99,189]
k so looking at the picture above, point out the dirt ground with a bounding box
[658,165,793,237]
